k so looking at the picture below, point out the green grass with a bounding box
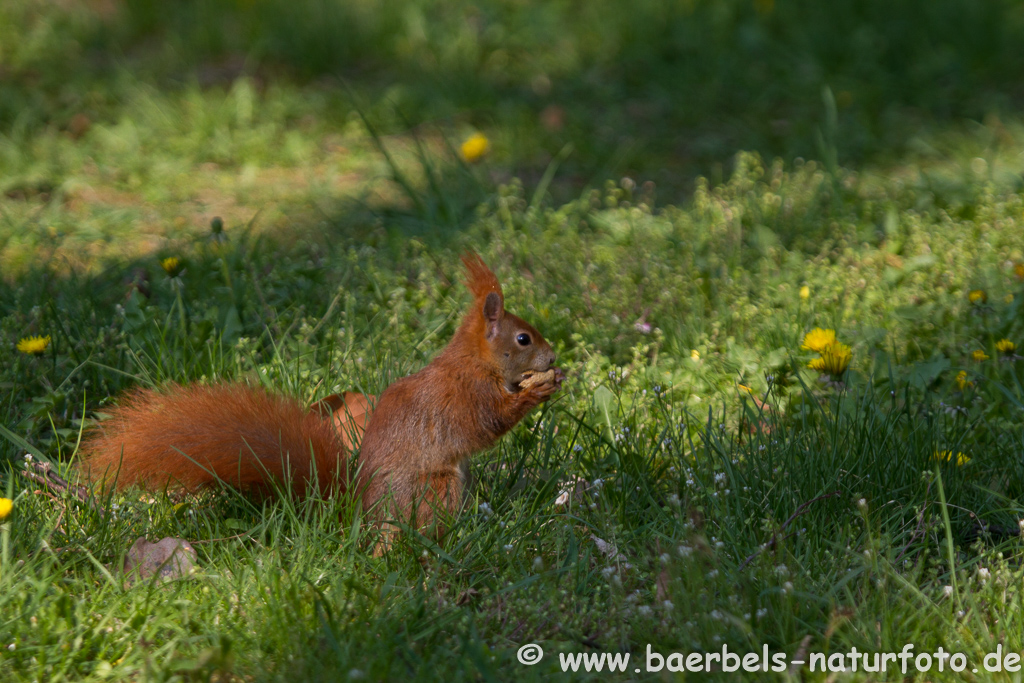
[3,0,1024,680]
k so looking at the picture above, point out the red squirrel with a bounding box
[81,254,564,542]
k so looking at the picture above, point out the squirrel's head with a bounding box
[461,253,556,391]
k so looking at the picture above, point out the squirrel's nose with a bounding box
[546,352,556,368]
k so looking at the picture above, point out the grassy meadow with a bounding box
[3,0,1024,680]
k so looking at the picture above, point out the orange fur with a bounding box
[82,384,353,495]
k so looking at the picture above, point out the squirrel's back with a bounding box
[82,383,353,495]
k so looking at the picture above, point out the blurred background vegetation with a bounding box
[4,0,1024,202]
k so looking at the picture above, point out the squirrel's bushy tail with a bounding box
[81,383,356,495]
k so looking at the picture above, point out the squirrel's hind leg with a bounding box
[368,468,466,556]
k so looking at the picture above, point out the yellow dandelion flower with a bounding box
[1005,293,1014,304]
[690,349,700,360]
[955,370,972,390]
[460,133,490,163]
[161,256,183,277]
[807,341,852,377]
[737,384,753,393]
[1015,262,1024,280]
[801,328,837,353]
[0,497,11,520]
[972,349,989,362]
[934,450,970,466]
[996,339,1016,354]
[968,289,987,304]
[17,335,51,355]
[799,285,810,300]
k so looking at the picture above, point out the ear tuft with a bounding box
[461,252,504,307]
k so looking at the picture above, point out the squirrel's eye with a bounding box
[516,333,531,346]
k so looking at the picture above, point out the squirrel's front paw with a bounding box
[522,367,565,401]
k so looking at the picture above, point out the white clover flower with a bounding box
[774,565,789,578]
[706,569,719,579]
[601,566,617,579]
[532,556,544,571]
[637,605,652,616]
[678,545,693,557]
[782,581,794,594]
[857,498,868,512]
[663,600,674,610]
[943,585,954,598]
[977,567,991,582]
[710,610,723,620]
[478,502,493,517]
[659,553,671,564]
[667,493,680,506]
[714,472,727,485]
[503,544,514,552]
[715,541,724,549]
[756,608,768,618]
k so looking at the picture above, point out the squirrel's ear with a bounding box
[483,291,503,338]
